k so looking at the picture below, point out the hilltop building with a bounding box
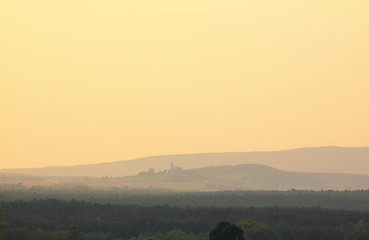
[169,162,183,172]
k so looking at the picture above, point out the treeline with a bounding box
[1,185,369,211]
[1,199,369,239]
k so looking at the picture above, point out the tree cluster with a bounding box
[1,199,369,239]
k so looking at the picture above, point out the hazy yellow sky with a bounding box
[1,0,369,169]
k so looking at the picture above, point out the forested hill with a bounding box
[1,146,369,177]
[2,164,369,190]
[2,188,369,211]
[1,199,369,240]
[97,163,369,191]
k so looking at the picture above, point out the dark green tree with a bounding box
[0,213,10,230]
[350,220,369,240]
[209,221,244,240]
[67,226,80,240]
[237,220,280,240]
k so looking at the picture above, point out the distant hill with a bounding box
[1,146,369,177]
[110,164,369,191]
[2,164,369,191]
[188,164,369,190]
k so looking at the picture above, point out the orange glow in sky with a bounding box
[1,0,369,168]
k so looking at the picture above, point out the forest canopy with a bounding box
[1,199,369,240]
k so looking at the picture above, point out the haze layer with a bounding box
[1,0,368,168]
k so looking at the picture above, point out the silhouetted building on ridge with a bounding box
[169,162,183,172]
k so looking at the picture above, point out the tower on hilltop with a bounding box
[169,162,183,172]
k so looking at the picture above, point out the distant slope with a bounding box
[1,146,369,177]
[114,164,369,190]
[2,164,369,191]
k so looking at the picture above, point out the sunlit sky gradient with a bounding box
[1,0,369,169]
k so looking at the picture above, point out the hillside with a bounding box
[1,146,369,177]
[2,164,369,191]
[111,164,369,190]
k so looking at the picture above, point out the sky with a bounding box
[1,0,369,169]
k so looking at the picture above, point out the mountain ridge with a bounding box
[1,146,369,177]
[2,163,369,191]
